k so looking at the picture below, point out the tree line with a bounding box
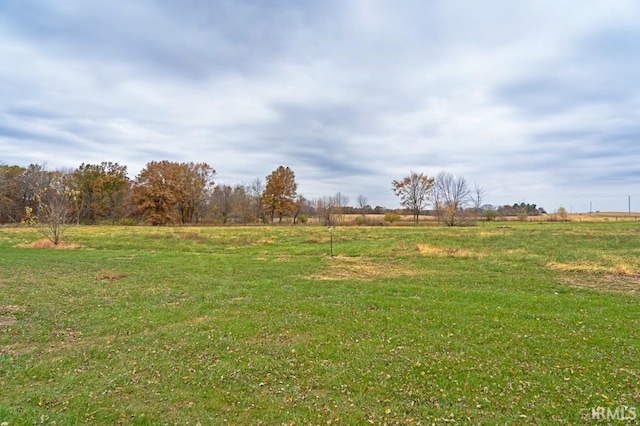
[0,162,359,228]
[0,161,546,233]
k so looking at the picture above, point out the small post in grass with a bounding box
[327,226,334,257]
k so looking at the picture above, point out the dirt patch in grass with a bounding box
[0,315,16,326]
[0,305,24,329]
[555,273,640,294]
[307,256,416,281]
[96,271,128,282]
[416,244,483,258]
[16,239,81,249]
[1,342,35,356]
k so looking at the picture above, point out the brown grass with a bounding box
[307,256,417,281]
[546,261,638,276]
[15,239,82,249]
[0,304,24,314]
[415,244,483,258]
[547,262,640,294]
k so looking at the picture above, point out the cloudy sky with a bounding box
[1,0,639,212]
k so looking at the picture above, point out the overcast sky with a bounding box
[1,1,639,212]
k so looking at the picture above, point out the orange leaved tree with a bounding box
[262,166,297,224]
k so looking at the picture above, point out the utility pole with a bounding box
[629,196,631,216]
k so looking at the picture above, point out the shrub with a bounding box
[384,213,402,224]
[484,209,498,222]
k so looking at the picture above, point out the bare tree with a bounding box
[210,184,234,224]
[392,171,434,224]
[37,171,73,245]
[292,194,311,224]
[248,178,265,223]
[556,206,568,222]
[232,184,253,225]
[316,192,349,226]
[433,171,471,226]
[471,182,486,223]
[316,196,335,226]
[356,195,369,222]
[333,192,349,224]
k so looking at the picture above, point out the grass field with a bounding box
[1,223,639,424]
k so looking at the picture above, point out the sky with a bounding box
[1,0,639,212]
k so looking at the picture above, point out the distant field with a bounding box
[316,212,640,225]
[1,223,639,424]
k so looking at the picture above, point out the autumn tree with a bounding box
[18,164,51,220]
[262,166,297,223]
[0,164,25,223]
[133,161,215,225]
[392,171,434,224]
[175,162,216,224]
[70,162,130,224]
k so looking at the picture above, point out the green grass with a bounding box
[0,223,639,424]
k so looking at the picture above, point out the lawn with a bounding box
[0,222,638,424]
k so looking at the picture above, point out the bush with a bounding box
[297,214,308,224]
[483,209,497,222]
[384,213,402,224]
[556,207,568,222]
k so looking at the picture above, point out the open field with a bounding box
[303,212,640,226]
[1,223,639,424]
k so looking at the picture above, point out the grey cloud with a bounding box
[1,1,640,210]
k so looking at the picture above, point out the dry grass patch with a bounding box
[416,244,483,258]
[255,238,274,244]
[546,261,638,276]
[307,256,416,281]
[0,304,24,314]
[16,239,81,249]
[548,261,640,294]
